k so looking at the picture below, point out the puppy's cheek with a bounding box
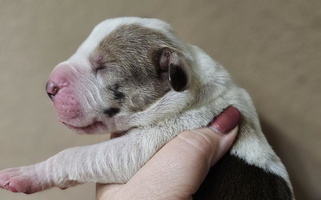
[129,94,146,111]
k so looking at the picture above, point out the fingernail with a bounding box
[209,106,241,134]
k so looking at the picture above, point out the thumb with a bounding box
[178,106,240,168]
[207,106,240,165]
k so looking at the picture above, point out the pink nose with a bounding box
[46,81,60,101]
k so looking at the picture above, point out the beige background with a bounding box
[0,1,320,200]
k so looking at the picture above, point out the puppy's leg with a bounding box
[0,130,165,194]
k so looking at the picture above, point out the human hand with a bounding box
[96,106,240,200]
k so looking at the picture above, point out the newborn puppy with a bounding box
[0,17,294,199]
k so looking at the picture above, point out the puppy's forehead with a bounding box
[77,17,172,56]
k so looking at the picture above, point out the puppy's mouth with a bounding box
[63,121,106,134]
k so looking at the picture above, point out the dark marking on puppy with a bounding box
[193,153,293,200]
[103,107,120,117]
[108,84,125,101]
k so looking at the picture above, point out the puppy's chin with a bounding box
[63,121,107,134]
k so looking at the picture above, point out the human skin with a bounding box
[96,106,240,200]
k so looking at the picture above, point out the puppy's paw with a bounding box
[0,166,49,194]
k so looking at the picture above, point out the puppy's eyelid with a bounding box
[93,61,119,74]
[95,65,106,71]
[93,64,108,75]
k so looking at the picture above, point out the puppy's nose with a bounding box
[46,81,59,101]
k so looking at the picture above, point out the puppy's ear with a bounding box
[158,49,189,92]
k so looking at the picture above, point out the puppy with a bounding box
[0,17,294,199]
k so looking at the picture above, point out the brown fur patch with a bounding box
[92,24,180,112]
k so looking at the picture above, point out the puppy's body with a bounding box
[0,17,294,199]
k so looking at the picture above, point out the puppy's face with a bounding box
[46,18,190,134]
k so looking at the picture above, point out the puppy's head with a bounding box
[46,17,192,134]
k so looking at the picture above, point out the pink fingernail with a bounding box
[209,106,241,134]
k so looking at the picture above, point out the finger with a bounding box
[209,106,240,165]
[96,183,123,200]
[177,106,240,167]
[208,106,241,134]
[206,126,238,166]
